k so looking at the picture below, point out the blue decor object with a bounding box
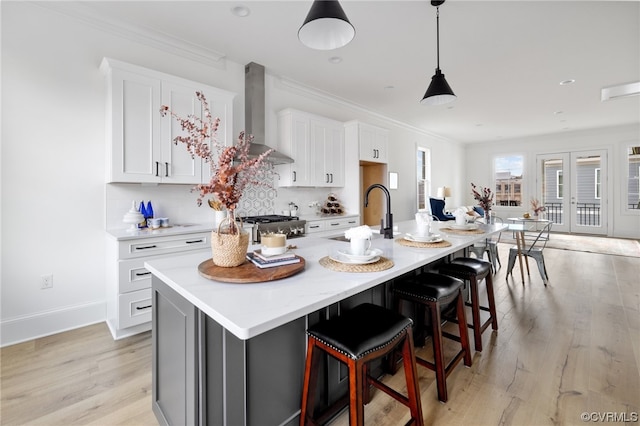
[146,201,154,219]
[429,197,455,221]
[138,201,147,228]
[473,206,485,217]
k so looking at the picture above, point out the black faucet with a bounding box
[364,184,394,239]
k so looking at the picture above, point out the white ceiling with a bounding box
[59,1,639,144]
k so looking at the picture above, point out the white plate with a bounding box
[330,253,381,265]
[337,248,383,262]
[449,223,479,230]
[405,233,443,243]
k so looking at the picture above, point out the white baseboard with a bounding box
[0,301,106,347]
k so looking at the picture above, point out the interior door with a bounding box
[537,150,607,235]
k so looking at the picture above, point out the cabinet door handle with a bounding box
[135,245,157,250]
[293,171,297,182]
[155,161,160,177]
[309,225,320,229]
[348,220,357,224]
[135,271,151,276]
[165,162,169,177]
[330,222,340,226]
[330,173,333,183]
[326,173,329,183]
[185,239,204,244]
[136,305,152,311]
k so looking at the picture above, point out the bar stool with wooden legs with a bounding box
[439,257,498,352]
[390,272,473,403]
[300,303,424,426]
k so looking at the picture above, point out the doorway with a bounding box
[537,149,607,235]
[360,162,387,227]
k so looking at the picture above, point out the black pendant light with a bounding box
[298,0,355,50]
[421,0,456,106]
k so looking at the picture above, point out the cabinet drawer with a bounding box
[305,221,326,233]
[119,232,209,259]
[119,288,152,329]
[326,217,359,230]
[118,258,154,293]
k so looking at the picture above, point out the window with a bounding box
[495,155,523,206]
[627,146,640,210]
[557,170,563,198]
[417,147,431,210]
[595,168,601,199]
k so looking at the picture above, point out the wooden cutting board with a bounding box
[197,256,306,283]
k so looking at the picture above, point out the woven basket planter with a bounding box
[211,215,249,267]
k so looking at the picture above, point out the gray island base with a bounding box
[146,221,506,425]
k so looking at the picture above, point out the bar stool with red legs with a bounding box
[439,257,498,352]
[300,303,424,426]
[390,272,473,403]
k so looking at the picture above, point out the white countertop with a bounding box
[145,220,507,340]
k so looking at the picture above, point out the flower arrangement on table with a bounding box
[470,183,494,214]
[160,92,275,235]
[530,198,546,217]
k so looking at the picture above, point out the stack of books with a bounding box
[246,250,301,269]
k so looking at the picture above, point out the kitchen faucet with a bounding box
[364,184,394,239]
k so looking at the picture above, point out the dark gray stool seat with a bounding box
[300,303,424,425]
[439,257,498,352]
[391,272,472,403]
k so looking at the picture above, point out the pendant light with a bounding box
[298,0,355,50]
[421,0,456,106]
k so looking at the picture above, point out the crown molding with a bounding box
[278,76,455,144]
[32,2,226,68]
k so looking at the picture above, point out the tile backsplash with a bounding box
[105,183,345,230]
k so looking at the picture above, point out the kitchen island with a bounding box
[145,220,506,426]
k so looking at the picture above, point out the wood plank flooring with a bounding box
[1,243,638,425]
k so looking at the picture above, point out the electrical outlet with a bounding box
[41,274,53,289]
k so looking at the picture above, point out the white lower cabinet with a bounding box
[106,231,210,339]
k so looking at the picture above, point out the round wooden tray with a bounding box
[197,256,306,284]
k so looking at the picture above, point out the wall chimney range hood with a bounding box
[244,62,293,164]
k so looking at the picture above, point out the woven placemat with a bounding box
[396,238,453,248]
[319,256,394,273]
[439,227,486,235]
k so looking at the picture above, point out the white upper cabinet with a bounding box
[346,121,389,164]
[276,109,312,187]
[277,109,344,188]
[310,118,345,187]
[101,58,235,184]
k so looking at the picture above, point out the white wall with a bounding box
[1,2,462,345]
[464,125,640,239]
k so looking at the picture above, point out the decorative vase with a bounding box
[211,210,249,267]
[213,210,228,229]
[484,210,492,224]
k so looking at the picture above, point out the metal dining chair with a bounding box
[506,221,553,285]
[469,216,503,273]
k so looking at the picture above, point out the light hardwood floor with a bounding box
[2,244,638,426]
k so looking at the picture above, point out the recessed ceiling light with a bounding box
[328,56,342,64]
[560,79,575,85]
[231,5,250,17]
[384,85,395,90]
[475,124,483,127]
[554,111,563,115]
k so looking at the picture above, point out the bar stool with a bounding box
[300,303,424,426]
[439,258,498,352]
[391,273,472,403]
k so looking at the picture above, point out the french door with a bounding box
[536,150,607,235]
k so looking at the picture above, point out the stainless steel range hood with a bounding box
[244,62,293,164]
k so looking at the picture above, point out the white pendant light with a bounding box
[421,0,456,106]
[298,0,355,50]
